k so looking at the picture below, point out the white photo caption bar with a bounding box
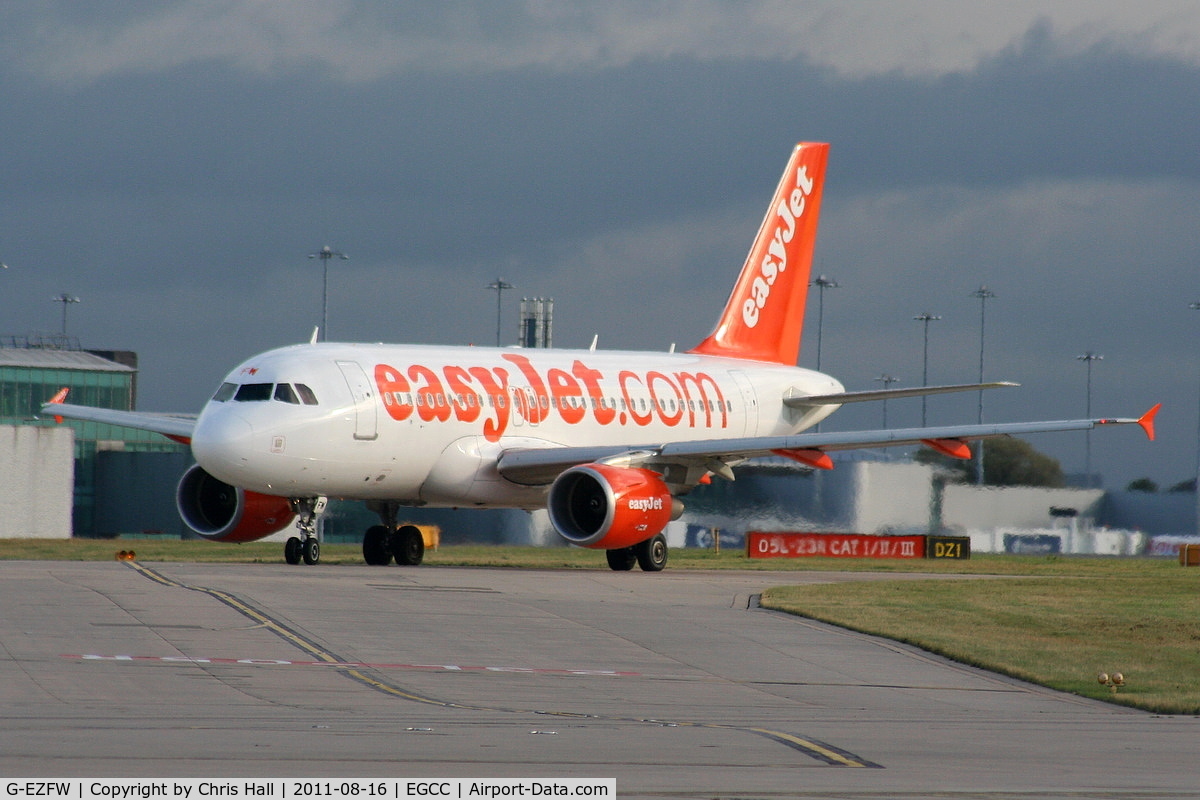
[3,781,617,800]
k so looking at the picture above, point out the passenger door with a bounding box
[336,361,379,441]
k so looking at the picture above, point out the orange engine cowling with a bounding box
[175,464,296,543]
[547,463,678,550]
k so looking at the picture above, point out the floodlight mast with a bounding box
[810,274,839,373]
[913,312,941,427]
[874,373,899,429]
[308,246,349,342]
[1077,351,1104,488]
[487,278,514,347]
[53,293,80,336]
[1190,301,1200,532]
[971,286,997,484]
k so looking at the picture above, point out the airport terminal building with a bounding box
[0,340,188,538]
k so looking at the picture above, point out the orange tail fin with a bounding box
[47,387,69,424]
[689,142,829,365]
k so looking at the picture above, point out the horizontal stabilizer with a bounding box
[785,381,1019,408]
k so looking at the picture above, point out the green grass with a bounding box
[0,539,717,567]
[3,539,1198,713]
[761,562,1200,714]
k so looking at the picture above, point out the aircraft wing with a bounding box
[40,399,196,444]
[496,405,1160,486]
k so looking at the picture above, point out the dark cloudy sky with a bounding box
[2,2,1198,490]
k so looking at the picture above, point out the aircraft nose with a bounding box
[192,407,256,480]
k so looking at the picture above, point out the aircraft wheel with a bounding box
[302,538,321,565]
[284,536,303,565]
[392,525,425,566]
[606,547,637,571]
[362,525,392,565]
[635,533,668,572]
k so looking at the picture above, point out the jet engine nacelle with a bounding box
[547,463,680,550]
[176,464,296,543]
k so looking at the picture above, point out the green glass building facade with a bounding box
[1,346,188,537]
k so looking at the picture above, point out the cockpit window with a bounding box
[274,383,300,404]
[214,381,318,405]
[234,382,273,402]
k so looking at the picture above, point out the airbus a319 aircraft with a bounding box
[45,142,1158,570]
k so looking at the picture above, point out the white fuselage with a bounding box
[190,342,844,506]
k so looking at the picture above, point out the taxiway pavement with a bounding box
[0,559,1195,798]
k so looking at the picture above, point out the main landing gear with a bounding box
[605,532,668,572]
[361,501,425,566]
[284,496,327,565]
[362,524,425,566]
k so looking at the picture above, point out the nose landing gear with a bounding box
[284,496,327,565]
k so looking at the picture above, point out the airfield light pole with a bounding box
[53,293,80,336]
[308,246,349,342]
[1077,351,1103,488]
[874,373,899,429]
[487,278,513,346]
[913,312,941,427]
[811,274,839,373]
[971,286,996,484]
[1190,301,1200,532]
